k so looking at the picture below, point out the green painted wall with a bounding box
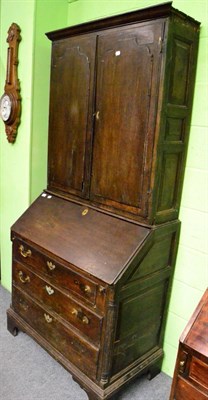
[0,0,207,381]
[30,0,69,202]
[0,0,68,290]
[0,0,36,290]
[67,0,208,377]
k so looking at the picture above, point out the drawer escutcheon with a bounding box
[45,285,54,296]
[44,313,53,323]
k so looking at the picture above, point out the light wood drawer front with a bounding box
[174,376,208,400]
[13,262,103,345]
[189,356,208,391]
[13,238,97,305]
[12,286,99,379]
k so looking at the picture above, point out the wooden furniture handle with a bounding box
[19,245,32,258]
[18,270,30,284]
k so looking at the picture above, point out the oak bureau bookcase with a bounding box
[7,3,200,399]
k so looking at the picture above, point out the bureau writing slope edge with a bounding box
[7,3,200,399]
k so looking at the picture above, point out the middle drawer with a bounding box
[13,261,103,345]
[13,238,98,306]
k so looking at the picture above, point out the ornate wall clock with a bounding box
[0,23,21,143]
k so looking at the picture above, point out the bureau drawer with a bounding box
[174,376,208,400]
[13,261,103,345]
[189,356,208,392]
[12,286,99,380]
[13,238,97,305]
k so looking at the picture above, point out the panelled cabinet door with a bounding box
[90,21,164,217]
[48,34,96,198]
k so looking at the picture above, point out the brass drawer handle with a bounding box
[82,316,90,325]
[45,285,54,296]
[19,245,32,258]
[84,285,91,294]
[18,270,30,284]
[93,110,100,120]
[47,261,56,271]
[44,313,53,323]
[179,360,186,373]
[19,300,29,311]
[72,308,78,317]
[74,280,92,296]
[72,309,90,325]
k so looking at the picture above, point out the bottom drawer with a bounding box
[174,376,208,400]
[12,286,99,380]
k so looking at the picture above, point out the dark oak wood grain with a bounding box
[46,7,200,224]
[90,21,162,217]
[48,34,96,198]
[11,194,150,284]
[7,3,200,400]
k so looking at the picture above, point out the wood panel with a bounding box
[154,16,200,224]
[13,262,103,344]
[13,237,98,306]
[90,22,163,216]
[112,281,167,374]
[12,286,99,380]
[174,377,207,400]
[189,357,208,390]
[48,34,96,197]
[11,194,150,284]
[170,290,208,400]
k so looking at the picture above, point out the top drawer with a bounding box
[13,238,98,306]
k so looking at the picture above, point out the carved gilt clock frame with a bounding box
[0,23,21,143]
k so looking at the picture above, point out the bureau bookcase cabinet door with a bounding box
[48,34,96,198]
[48,21,164,218]
[90,21,163,217]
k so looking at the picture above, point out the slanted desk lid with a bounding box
[11,193,150,284]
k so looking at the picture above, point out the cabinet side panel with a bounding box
[47,35,96,197]
[153,17,200,224]
[112,224,179,375]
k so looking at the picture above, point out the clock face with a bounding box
[0,94,12,122]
